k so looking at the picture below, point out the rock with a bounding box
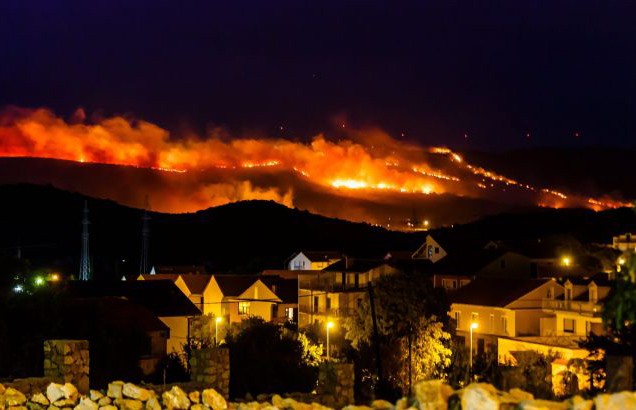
[508,388,533,402]
[89,392,104,402]
[46,406,60,410]
[145,397,161,410]
[98,406,117,410]
[342,406,372,410]
[371,400,393,410]
[97,398,111,407]
[0,384,5,395]
[413,380,453,410]
[122,384,151,402]
[74,397,98,410]
[8,406,28,410]
[4,388,28,406]
[161,386,190,410]
[566,396,593,410]
[188,391,200,404]
[461,384,499,410]
[31,394,51,406]
[115,399,143,410]
[395,398,408,410]
[517,399,568,410]
[202,388,227,410]
[27,403,46,410]
[191,405,207,410]
[53,399,77,408]
[106,383,124,400]
[594,392,636,410]
[47,384,66,404]
[61,384,78,402]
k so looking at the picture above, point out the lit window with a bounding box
[285,307,294,321]
[239,302,250,315]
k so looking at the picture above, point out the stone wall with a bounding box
[43,340,89,394]
[315,363,355,408]
[189,347,230,398]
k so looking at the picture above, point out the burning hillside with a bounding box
[0,107,630,228]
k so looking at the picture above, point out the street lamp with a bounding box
[469,322,478,371]
[215,316,223,346]
[326,320,335,360]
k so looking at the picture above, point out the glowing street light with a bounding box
[13,284,23,293]
[469,322,478,371]
[34,276,45,287]
[326,320,335,361]
[561,256,572,267]
[215,316,223,346]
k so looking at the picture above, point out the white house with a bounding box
[287,251,341,270]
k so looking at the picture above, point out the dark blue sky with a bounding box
[1,0,635,150]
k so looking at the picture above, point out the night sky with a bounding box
[2,1,635,150]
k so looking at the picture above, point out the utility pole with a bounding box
[139,195,151,275]
[79,201,91,281]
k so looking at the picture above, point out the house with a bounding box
[149,265,207,275]
[138,273,221,316]
[67,280,202,355]
[287,251,341,270]
[612,233,636,252]
[260,276,299,324]
[450,278,562,353]
[214,275,282,323]
[298,259,400,326]
[540,276,610,337]
[411,235,448,263]
[431,249,534,291]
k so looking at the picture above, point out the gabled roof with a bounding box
[430,248,513,275]
[140,273,213,294]
[66,280,202,317]
[450,278,554,307]
[322,258,387,273]
[214,275,260,297]
[259,276,298,304]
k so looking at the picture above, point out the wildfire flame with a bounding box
[0,106,630,220]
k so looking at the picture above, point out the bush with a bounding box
[225,317,319,398]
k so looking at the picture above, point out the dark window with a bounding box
[326,296,332,310]
[313,296,319,311]
[435,247,440,254]
[564,318,575,333]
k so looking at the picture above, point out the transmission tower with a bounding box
[79,200,91,281]
[139,196,151,275]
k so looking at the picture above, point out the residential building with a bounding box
[412,235,448,262]
[298,259,400,326]
[450,278,562,353]
[287,251,341,270]
[613,233,636,252]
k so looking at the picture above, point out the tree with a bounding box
[343,273,451,396]
[225,317,322,398]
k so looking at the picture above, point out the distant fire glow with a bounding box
[0,107,630,223]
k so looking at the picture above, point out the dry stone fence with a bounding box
[43,339,90,394]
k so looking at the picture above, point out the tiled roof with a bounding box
[451,278,553,307]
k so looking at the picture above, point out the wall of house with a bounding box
[203,279,224,316]
[159,316,189,354]
[479,253,532,278]
[289,254,312,270]
[413,236,447,262]
[554,312,603,337]
[514,309,550,336]
[451,304,515,337]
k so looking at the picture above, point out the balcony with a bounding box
[542,299,601,316]
[298,306,356,318]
